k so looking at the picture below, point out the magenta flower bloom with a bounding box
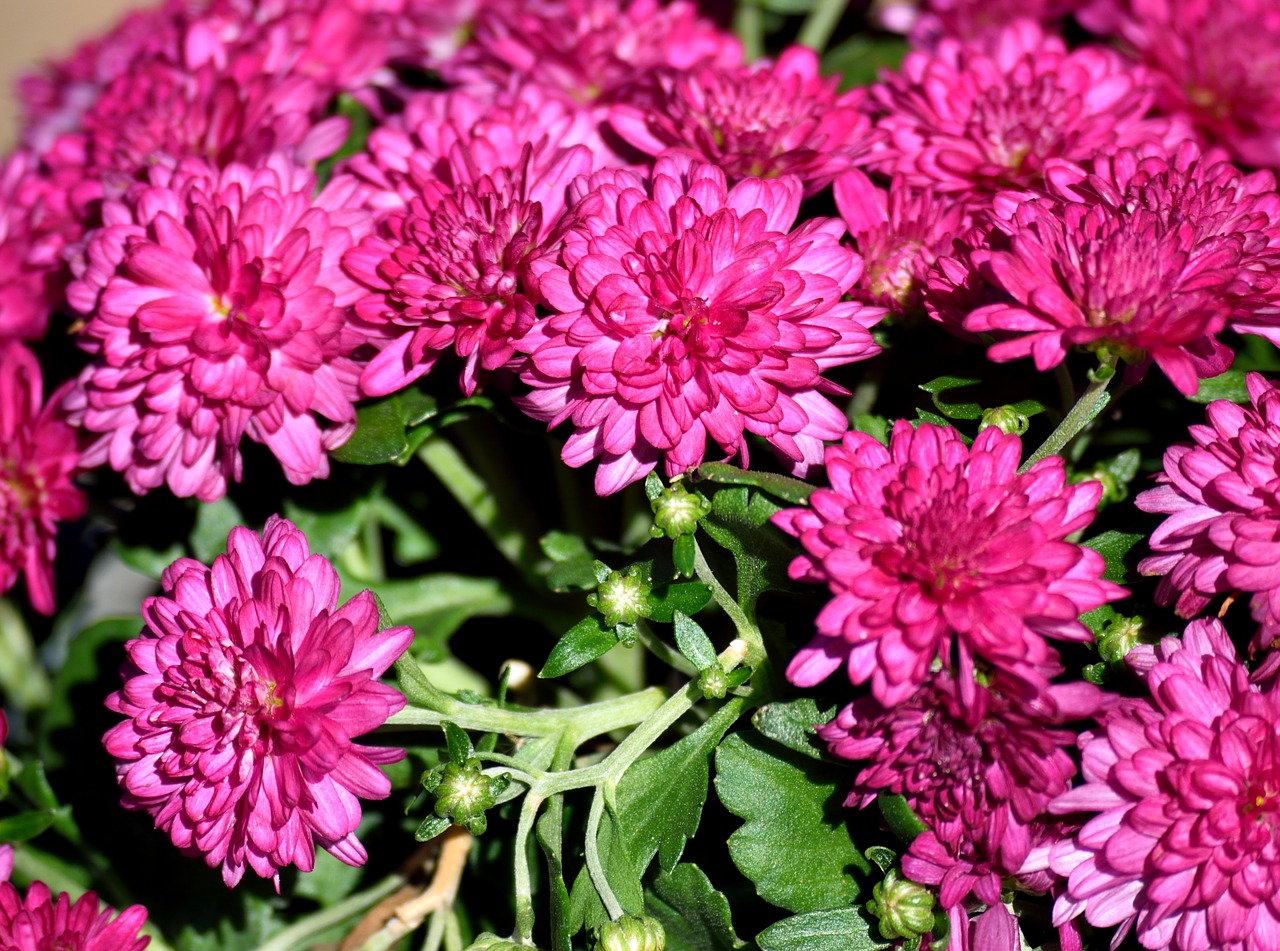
[870,19,1186,200]
[0,342,87,616]
[346,142,593,397]
[517,153,883,495]
[64,154,372,501]
[1045,618,1280,950]
[103,516,414,889]
[873,0,1087,43]
[1136,372,1280,649]
[0,882,148,951]
[609,46,879,196]
[0,150,78,341]
[774,421,1123,708]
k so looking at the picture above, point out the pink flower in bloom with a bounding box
[0,882,148,951]
[1136,373,1280,650]
[609,46,880,196]
[517,153,883,495]
[833,169,970,314]
[0,342,87,616]
[346,142,593,397]
[873,0,1088,44]
[869,19,1186,201]
[64,154,372,501]
[823,672,1101,906]
[1045,618,1280,950]
[0,150,79,341]
[103,516,414,889]
[774,421,1123,708]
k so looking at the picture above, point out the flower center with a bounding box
[665,295,747,359]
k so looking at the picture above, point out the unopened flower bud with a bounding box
[650,483,711,539]
[433,761,499,825]
[589,569,652,627]
[978,405,1029,436]
[1076,465,1123,505]
[867,869,935,942]
[1097,614,1146,664]
[595,916,665,951]
[697,666,730,699]
[465,934,528,951]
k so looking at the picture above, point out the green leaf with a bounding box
[647,583,713,623]
[673,534,697,578]
[696,463,814,505]
[416,814,453,842]
[919,376,983,420]
[315,94,374,187]
[1082,530,1145,584]
[751,699,837,760]
[1009,399,1048,418]
[292,848,363,903]
[715,732,868,914]
[375,496,439,565]
[1079,603,1120,638]
[850,414,889,445]
[282,491,374,561]
[366,575,515,661]
[877,792,926,845]
[673,611,718,671]
[111,539,184,580]
[334,391,490,466]
[755,0,816,12]
[757,909,890,951]
[0,807,63,842]
[540,616,619,678]
[191,495,244,562]
[443,721,474,763]
[821,35,910,90]
[542,532,600,592]
[700,487,795,624]
[1190,368,1250,404]
[646,864,747,951]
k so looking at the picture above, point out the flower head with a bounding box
[1045,618,1280,950]
[103,516,414,889]
[0,883,148,951]
[774,421,1123,708]
[65,154,372,501]
[0,150,79,341]
[517,153,883,495]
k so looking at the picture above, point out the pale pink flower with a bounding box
[517,153,883,495]
[64,154,372,501]
[1045,618,1280,950]
[346,142,592,397]
[103,516,413,889]
[870,19,1187,201]
[774,421,1123,708]
[1136,372,1280,651]
[608,46,879,196]
[0,342,87,616]
[0,882,148,951]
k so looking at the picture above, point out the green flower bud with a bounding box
[978,405,1029,436]
[867,870,936,942]
[697,666,730,699]
[1097,614,1146,664]
[465,934,529,951]
[433,761,499,824]
[1074,465,1124,505]
[589,569,652,627]
[594,916,666,951]
[650,483,712,539]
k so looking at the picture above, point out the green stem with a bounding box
[797,0,849,53]
[734,0,764,61]
[256,873,406,951]
[1021,357,1118,472]
[512,794,543,942]
[583,790,624,921]
[363,500,386,584]
[633,620,698,677]
[692,539,764,664]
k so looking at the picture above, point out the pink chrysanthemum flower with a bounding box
[774,421,1123,708]
[608,46,879,196]
[103,516,414,889]
[346,142,593,397]
[833,169,970,314]
[0,882,148,951]
[1136,372,1280,651]
[824,672,1100,906]
[64,154,372,502]
[872,0,1087,43]
[0,150,79,341]
[0,342,87,616]
[1043,618,1280,950]
[869,19,1186,201]
[517,153,883,495]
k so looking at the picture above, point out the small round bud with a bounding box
[978,405,1029,436]
[1075,465,1123,505]
[1097,614,1146,664]
[434,760,498,824]
[651,483,711,538]
[697,666,730,699]
[465,935,528,951]
[590,569,651,627]
[595,916,666,951]
[867,870,935,942]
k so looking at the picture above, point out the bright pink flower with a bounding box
[1044,618,1280,950]
[774,421,1123,708]
[869,20,1187,200]
[64,154,372,502]
[0,151,79,341]
[834,169,970,314]
[609,46,879,196]
[873,0,1088,43]
[0,342,86,616]
[346,142,592,397]
[1136,372,1280,651]
[0,882,148,951]
[103,516,413,889]
[517,153,883,495]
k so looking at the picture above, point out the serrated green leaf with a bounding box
[696,463,814,505]
[821,35,910,90]
[191,496,244,562]
[647,583,713,623]
[334,391,489,466]
[0,808,63,842]
[757,909,889,951]
[175,891,286,951]
[919,376,983,420]
[1082,530,1145,584]
[751,699,836,760]
[673,611,718,671]
[700,487,795,625]
[540,616,619,678]
[1190,369,1250,404]
[646,864,748,951]
[716,732,868,913]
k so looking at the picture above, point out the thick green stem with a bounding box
[255,873,406,951]
[797,0,849,53]
[512,794,543,942]
[1021,357,1117,471]
[692,540,764,665]
[734,0,764,61]
[633,620,698,676]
